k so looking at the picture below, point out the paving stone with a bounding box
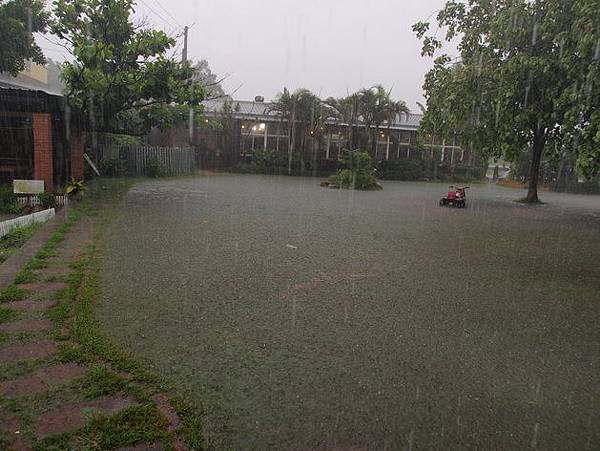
[35,267,71,278]
[0,319,53,334]
[116,442,166,451]
[0,412,31,451]
[173,436,188,451]
[152,394,182,431]
[2,300,58,311]
[35,396,137,438]
[0,363,88,398]
[0,341,57,364]
[17,283,68,292]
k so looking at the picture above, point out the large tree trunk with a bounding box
[526,129,546,203]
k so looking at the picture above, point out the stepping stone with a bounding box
[152,394,182,432]
[116,442,166,451]
[0,341,57,364]
[0,363,87,398]
[173,436,188,451]
[35,396,137,438]
[17,283,68,292]
[0,412,31,451]
[2,300,58,311]
[0,319,53,334]
[36,267,71,278]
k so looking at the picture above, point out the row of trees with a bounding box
[414,0,600,202]
[269,85,410,175]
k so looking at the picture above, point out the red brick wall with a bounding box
[70,133,84,180]
[32,113,53,191]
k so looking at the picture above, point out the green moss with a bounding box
[0,307,17,323]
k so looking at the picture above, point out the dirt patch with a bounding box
[0,340,57,364]
[2,299,58,311]
[35,396,138,438]
[0,319,53,334]
[0,363,88,398]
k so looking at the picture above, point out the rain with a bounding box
[0,0,599,450]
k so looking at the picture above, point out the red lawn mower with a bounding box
[439,186,469,208]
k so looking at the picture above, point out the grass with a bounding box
[0,285,28,303]
[0,306,17,323]
[0,222,41,265]
[30,178,204,450]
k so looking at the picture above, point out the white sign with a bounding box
[13,179,44,194]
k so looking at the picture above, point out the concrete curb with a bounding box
[0,208,67,290]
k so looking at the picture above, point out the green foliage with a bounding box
[145,157,165,178]
[0,307,17,323]
[66,178,87,197]
[37,192,57,209]
[415,0,600,202]
[377,159,426,181]
[0,0,48,75]
[51,0,205,132]
[330,150,381,190]
[99,158,127,177]
[0,185,23,214]
[0,285,27,303]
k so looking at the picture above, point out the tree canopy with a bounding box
[0,0,48,75]
[51,0,204,133]
[414,0,600,202]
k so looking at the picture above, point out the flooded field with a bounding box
[99,174,600,450]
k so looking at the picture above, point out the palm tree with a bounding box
[271,88,323,174]
[357,85,410,157]
[324,93,361,150]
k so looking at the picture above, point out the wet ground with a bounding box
[98,174,600,450]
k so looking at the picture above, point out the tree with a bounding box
[414,0,600,202]
[357,85,410,157]
[325,93,361,150]
[51,0,204,134]
[0,0,48,75]
[192,59,225,100]
[271,87,325,174]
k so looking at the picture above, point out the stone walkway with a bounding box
[0,215,188,450]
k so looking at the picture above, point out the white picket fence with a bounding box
[0,208,55,239]
[16,195,69,207]
[101,146,195,176]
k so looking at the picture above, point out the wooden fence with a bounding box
[101,147,195,176]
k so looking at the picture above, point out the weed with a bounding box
[0,285,27,303]
[0,307,17,323]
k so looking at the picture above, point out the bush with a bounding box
[0,185,22,214]
[145,157,166,178]
[377,160,423,180]
[99,158,127,177]
[38,192,57,209]
[329,151,381,190]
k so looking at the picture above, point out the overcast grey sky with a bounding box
[40,0,452,111]
[138,0,452,111]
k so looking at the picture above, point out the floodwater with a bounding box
[98,174,600,450]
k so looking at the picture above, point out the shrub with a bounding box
[329,150,381,190]
[38,192,57,209]
[99,158,127,177]
[0,185,22,214]
[377,160,423,180]
[145,157,166,178]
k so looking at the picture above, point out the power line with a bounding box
[151,0,182,28]
[138,0,178,33]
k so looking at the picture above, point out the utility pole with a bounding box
[182,26,188,63]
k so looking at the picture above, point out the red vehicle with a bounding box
[439,186,469,208]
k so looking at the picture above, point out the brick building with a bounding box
[0,87,85,191]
